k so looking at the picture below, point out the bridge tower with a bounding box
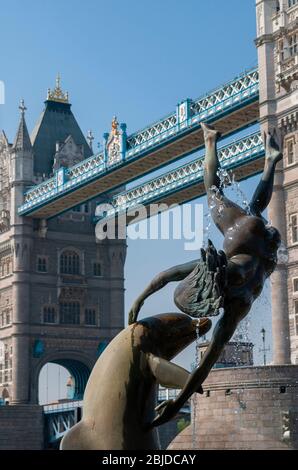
[0,78,126,405]
[256,0,298,364]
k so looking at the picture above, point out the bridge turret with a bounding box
[9,100,34,404]
[256,0,298,365]
[10,101,34,229]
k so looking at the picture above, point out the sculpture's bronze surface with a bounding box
[60,313,211,450]
[129,123,282,428]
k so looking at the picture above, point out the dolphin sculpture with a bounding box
[60,313,211,450]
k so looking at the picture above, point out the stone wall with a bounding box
[169,365,298,450]
[0,405,44,449]
[158,412,190,450]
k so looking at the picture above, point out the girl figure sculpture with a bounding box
[128,122,282,427]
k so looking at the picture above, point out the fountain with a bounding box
[61,123,298,450]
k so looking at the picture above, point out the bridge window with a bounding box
[0,342,12,386]
[85,308,96,326]
[293,278,298,293]
[37,256,48,273]
[93,263,102,277]
[43,306,56,324]
[60,250,80,275]
[60,301,80,324]
[289,32,298,56]
[5,309,10,325]
[290,214,298,244]
[286,138,295,165]
[0,309,12,327]
[72,203,89,213]
[0,256,12,278]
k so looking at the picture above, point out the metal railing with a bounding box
[18,68,259,216]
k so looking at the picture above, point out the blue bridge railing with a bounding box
[95,130,264,222]
[18,68,259,217]
[43,388,190,446]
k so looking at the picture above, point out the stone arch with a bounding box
[2,388,9,400]
[32,351,93,404]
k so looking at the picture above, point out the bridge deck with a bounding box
[19,68,259,219]
[43,390,189,445]
[95,131,264,224]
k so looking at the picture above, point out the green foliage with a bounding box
[177,417,190,434]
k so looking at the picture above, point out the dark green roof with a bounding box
[31,100,92,175]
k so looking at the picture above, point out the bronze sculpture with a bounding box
[60,313,211,450]
[129,122,282,428]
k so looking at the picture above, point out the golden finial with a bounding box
[47,73,69,103]
[111,116,119,135]
[56,73,61,90]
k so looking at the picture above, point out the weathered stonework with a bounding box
[0,405,44,449]
[256,0,298,364]
[169,366,298,450]
[0,90,126,405]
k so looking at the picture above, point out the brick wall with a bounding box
[0,405,44,449]
[169,366,298,450]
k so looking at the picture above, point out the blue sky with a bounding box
[1,1,273,402]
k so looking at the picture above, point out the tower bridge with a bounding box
[95,131,264,225]
[1,0,298,451]
[18,67,259,219]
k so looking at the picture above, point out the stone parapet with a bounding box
[169,366,298,450]
[0,405,44,449]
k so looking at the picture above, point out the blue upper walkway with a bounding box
[18,67,259,219]
[95,130,264,224]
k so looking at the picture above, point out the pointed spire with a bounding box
[13,99,32,151]
[0,130,9,148]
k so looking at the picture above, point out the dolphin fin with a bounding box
[147,353,190,389]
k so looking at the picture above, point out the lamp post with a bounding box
[260,327,270,366]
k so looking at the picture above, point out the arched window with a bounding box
[0,342,12,386]
[37,256,47,273]
[85,308,96,326]
[288,0,298,8]
[60,250,80,275]
[43,306,56,324]
[93,263,101,277]
[2,388,9,400]
[60,302,80,324]
[5,309,10,325]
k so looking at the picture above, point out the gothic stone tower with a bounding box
[256,0,298,364]
[0,79,126,404]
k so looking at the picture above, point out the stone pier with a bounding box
[169,366,298,450]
